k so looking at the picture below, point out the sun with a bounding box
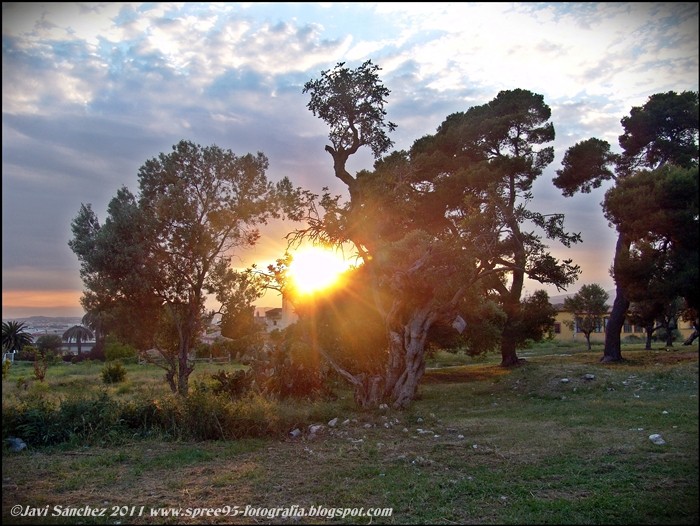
[287,246,352,296]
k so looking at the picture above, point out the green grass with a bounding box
[2,343,698,524]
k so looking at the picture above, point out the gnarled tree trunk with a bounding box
[385,305,436,408]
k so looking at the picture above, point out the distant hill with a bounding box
[2,316,83,325]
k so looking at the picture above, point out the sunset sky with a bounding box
[2,2,698,319]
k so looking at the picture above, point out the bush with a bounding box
[3,392,125,446]
[101,362,127,384]
[105,341,137,362]
[211,369,253,399]
[251,342,333,400]
[27,346,48,382]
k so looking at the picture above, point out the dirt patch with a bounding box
[621,349,699,367]
[423,365,511,384]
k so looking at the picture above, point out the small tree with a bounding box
[563,284,610,350]
[26,345,48,382]
[70,140,297,396]
[36,334,64,356]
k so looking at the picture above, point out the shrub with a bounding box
[2,359,10,380]
[252,342,331,400]
[36,334,64,355]
[27,346,48,382]
[4,391,125,446]
[105,341,137,363]
[211,369,253,399]
[101,362,127,384]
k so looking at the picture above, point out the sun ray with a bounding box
[287,246,353,296]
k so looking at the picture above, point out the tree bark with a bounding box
[499,335,522,367]
[602,284,629,362]
[644,326,654,350]
[384,302,436,408]
[602,234,631,362]
[499,221,526,367]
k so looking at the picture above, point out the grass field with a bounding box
[2,342,698,524]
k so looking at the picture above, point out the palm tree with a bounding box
[2,320,34,354]
[62,325,94,356]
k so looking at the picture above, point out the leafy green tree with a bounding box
[36,334,64,356]
[70,140,293,396]
[554,91,698,362]
[2,321,33,353]
[62,325,94,356]
[604,165,699,312]
[518,290,559,345]
[563,284,610,350]
[409,89,580,366]
[300,62,577,408]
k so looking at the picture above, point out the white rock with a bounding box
[648,434,667,445]
[308,424,324,434]
[289,428,302,438]
[560,378,570,383]
[328,417,339,427]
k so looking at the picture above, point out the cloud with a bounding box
[2,2,698,316]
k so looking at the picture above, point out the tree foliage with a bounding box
[563,284,610,350]
[410,88,581,365]
[604,165,699,311]
[2,321,33,353]
[553,90,698,362]
[299,61,580,408]
[36,334,64,356]
[62,325,94,356]
[70,140,293,395]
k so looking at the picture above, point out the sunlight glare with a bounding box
[287,247,352,296]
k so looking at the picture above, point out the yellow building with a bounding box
[552,306,696,344]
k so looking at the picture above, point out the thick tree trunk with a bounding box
[500,336,522,367]
[499,235,525,367]
[684,328,698,345]
[602,234,630,363]
[602,285,629,362]
[385,304,436,408]
[500,299,524,367]
[386,325,430,409]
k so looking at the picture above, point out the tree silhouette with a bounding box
[2,320,33,353]
[62,325,94,356]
